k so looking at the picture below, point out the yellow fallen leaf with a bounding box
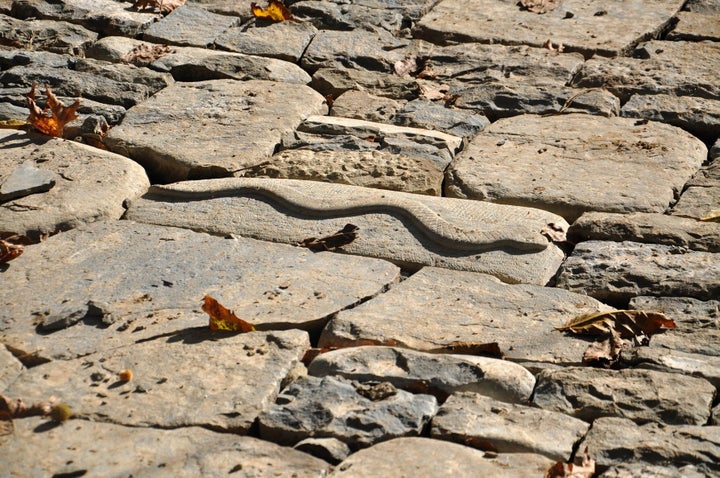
[251,1,292,21]
[202,295,255,332]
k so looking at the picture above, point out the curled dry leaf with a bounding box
[251,1,292,21]
[26,83,80,137]
[202,295,255,332]
[132,0,186,14]
[582,328,624,368]
[121,43,174,66]
[555,309,675,340]
[0,233,30,265]
[297,224,359,252]
[519,0,561,14]
[543,39,565,52]
[544,447,595,478]
[1,393,55,436]
[540,222,567,243]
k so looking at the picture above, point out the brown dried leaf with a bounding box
[0,233,30,265]
[417,81,450,101]
[0,394,54,436]
[555,309,675,341]
[298,224,359,252]
[519,0,561,14]
[394,57,420,77]
[26,83,80,137]
[132,0,185,14]
[251,1,292,21]
[121,43,174,66]
[582,328,624,368]
[202,295,255,333]
[543,39,565,52]
[430,341,504,359]
[544,447,595,478]
[540,222,567,243]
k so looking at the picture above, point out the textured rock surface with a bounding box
[556,240,720,304]
[0,417,329,477]
[621,94,720,142]
[328,437,554,477]
[0,345,23,391]
[320,267,612,366]
[671,156,720,219]
[105,80,327,182]
[621,346,720,387]
[258,375,438,448]
[0,130,149,239]
[446,114,706,222]
[143,5,239,47]
[579,417,720,474]
[126,178,568,284]
[215,20,318,63]
[0,14,98,55]
[533,367,715,425]
[431,392,589,461]
[307,346,535,403]
[668,10,720,41]
[330,90,406,124]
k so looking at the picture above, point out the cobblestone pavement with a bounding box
[1,1,719,476]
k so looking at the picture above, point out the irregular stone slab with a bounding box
[533,367,715,425]
[0,130,149,239]
[241,149,444,196]
[0,346,22,391]
[445,114,706,222]
[600,464,708,478]
[307,346,535,403]
[188,0,255,18]
[556,240,720,304]
[0,14,97,55]
[568,211,720,253]
[629,296,720,357]
[215,20,317,63]
[258,375,438,448]
[301,29,408,73]
[105,79,326,183]
[143,5,239,47]
[328,437,554,477]
[573,40,720,101]
[579,417,720,474]
[0,163,56,202]
[5,329,310,433]
[621,94,720,142]
[1,417,329,477]
[431,392,589,461]
[294,437,351,465]
[668,11,720,42]
[0,220,400,360]
[330,90,406,124]
[292,0,434,33]
[622,347,720,388]
[671,157,720,220]
[126,178,567,284]
[319,267,612,366]
[414,0,684,57]
[311,67,417,101]
[685,0,720,13]
[395,99,490,138]
[10,0,159,36]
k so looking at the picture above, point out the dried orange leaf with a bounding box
[0,233,27,265]
[202,295,255,332]
[555,309,675,340]
[251,1,292,21]
[582,328,624,368]
[132,0,185,14]
[545,447,595,478]
[26,83,80,137]
[520,0,561,14]
[121,43,174,66]
[297,224,359,252]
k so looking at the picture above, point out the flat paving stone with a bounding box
[394,99,490,138]
[667,11,720,41]
[628,296,720,357]
[431,392,589,461]
[307,346,535,403]
[579,417,720,474]
[671,156,720,220]
[0,14,97,55]
[328,437,554,477]
[0,130,149,239]
[215,20,318,63]
[622,346,720,388]
[599,464,708,478]
[241,149,444,196]
[187,0,254,18]
[311,66,417,101]
[330,90,406,124]
[126,178,568,284]
[319,267,613,367]
[292,0,434,33]
[0,345,23,391]
[0,417,329,477]
[445,114,706,222]
[0,220,399,361]
[5,329,310,433]
[258,375,438,449]
[143,4,239,47]
[105,79,327,183]
[621,94,720,142]
[568,211,720,253]
[414,0,684,57]
[573,40,720,101]
[533,366,715,425]
[556,240,720,304]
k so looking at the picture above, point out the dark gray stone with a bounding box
[533,367,715,425]
[215,20,318,63]
[621,94,720,142]
[301,29,408,73]
[311,67,418,100]
[621,346,720,388]
[291,0,429,33]
[258,375,438,449]
[143,5,239,47]
[395,99,490,138]
[0,163,56,202]
[0,14,97,55]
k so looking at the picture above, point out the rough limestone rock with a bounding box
[294,437,351,465]
[0,14,98,55]
[533,367,715,425]
[328,437,554,477]
[5,329,310,433]
[445,114,706,222]
[0,163,56,202]
[621,94,720,142]
[668,11,720,41]
[556,240,720,303]
[301,29,408,73]
[307,346,535,403]
[143,5,239,47]
[0,220,399,360]
[394,99,490,138]
[0,346,23,391]
[258,375,438,449]
[10,0,159,37]
[105,80,327,182]
[0,417,329,477]
[573,40,720,101]
[311,67,417,101]
[568,212,720,253]
[215,20,318,63]
[0,130,149,239]
[599,464,708,478]
[292,0,434,33]
[579,417,720,474]
[622,346,720,388]
[330,90,406,124]
[319,267,612,366]
[126,178,568,284]
[414,0,684,57]
[241,149,444,196]
[188,0,255,18]
[431,392,589,461]
[671,157,720,220]
[629,296,720,356]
